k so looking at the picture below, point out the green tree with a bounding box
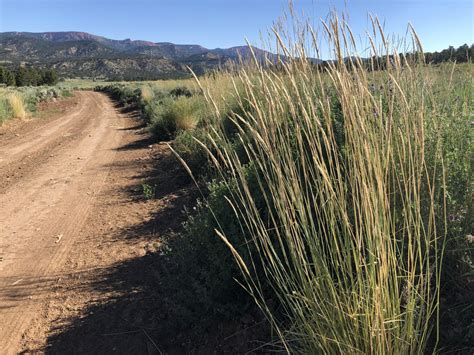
[0,66,16,86]
[15,67,30,86]
[0,66,5,85]
[29,67,42,86]
[41,69,58,85]
[0,67,15,86]
[455,44,469,62]
[5,69,16,86]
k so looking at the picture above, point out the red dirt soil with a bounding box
[0,91,269,354]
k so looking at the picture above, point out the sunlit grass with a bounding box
[7,93,27,119]
[180,12,454,354]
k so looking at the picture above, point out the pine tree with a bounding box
[15,67,29,86]
[41,69,58,85]
[0,66,16,86]
[5,69,16,86]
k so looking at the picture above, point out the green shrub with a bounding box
[170,178,254,319]
[170,86,193,98]
[0,96,13,123]
[142,183,156,200]
[173,129,211,177]
[96,84,141,107]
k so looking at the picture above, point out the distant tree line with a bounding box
[306,43,474,72]
[363,43,473,70]
[425,44,473,64]
[0,66,59,87]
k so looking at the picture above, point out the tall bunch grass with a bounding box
[166,96,201,131]
[184,13,448,354]
[7,93,27,119]
[150,96,204,139]
[140,85,154,103]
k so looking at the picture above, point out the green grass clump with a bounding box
[173,129,211,176]
[149,96,204,140]
[142,183,156,200]
[61,89,73,98]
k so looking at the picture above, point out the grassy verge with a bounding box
[0,86,73,125]
[95,82,206,141]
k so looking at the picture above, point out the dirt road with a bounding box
[0,91,267,354]
[0,91,131,353]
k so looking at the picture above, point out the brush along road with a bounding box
[0,91,130,353]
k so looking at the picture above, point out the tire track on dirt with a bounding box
[0,92,99,193]
[0,91,129,354]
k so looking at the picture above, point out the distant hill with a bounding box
[0,31,282,79]
[3,31,467,81]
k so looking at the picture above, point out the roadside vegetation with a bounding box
[0,65,79,124]
[93,14,473,353]
[0,86,72,124]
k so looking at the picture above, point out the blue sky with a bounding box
[0,0,472,55]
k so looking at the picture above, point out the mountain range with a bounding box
[0,31,277,79]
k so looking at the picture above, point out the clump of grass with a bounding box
[7,93,27,119]
[61,89,73,98]
[150,96,203,140]
[170,96,202,130]
[142,183,156,200]
[182,12,449,354]
[141,86,154,103]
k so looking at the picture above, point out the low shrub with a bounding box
[170,86,193,98]
[165,178,255,321]
[61,89,73,97]
[96,84,141,108]
[173,129,211,178]
[0,96,12,123]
